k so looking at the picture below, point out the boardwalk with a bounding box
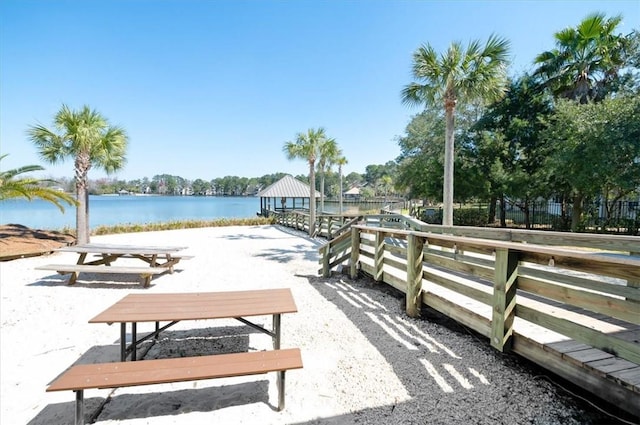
[313,216,639,419]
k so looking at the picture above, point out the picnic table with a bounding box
[88,288,298,361]
[47,288,302,423]
[36,243,191,287]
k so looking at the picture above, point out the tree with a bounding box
[283,127,330,236]
[336,155,348,215]
[541,95,640,231]
[402,34,510,225]
[316,137,340,214]
[0,154,77,212]
[28,105,128,243]
[469,75,554,227]
[534,13,635,103]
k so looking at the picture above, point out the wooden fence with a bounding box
[284,212,640,417]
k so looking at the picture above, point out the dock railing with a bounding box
[315,218,640,416]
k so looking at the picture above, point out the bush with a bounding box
[420,207,488,226]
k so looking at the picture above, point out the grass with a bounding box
[55,217,278,237]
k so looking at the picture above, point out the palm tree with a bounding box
[336,155,348,215]
[316,138,341,214]
[28,105,128,244]
[533,13,631,103]
[0,154,77,212]
[283,127,329,236]
[401,34,510,226]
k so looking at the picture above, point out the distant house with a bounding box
[343,187,361,201]
[256,174,321,216]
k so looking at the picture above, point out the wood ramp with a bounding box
[318,223,640,417]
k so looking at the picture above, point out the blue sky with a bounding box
[1,0,638,181]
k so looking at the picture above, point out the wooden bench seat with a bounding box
[47,348,303,425]
[35,264,167,287]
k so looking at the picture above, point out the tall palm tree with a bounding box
[317,138,341,214]
[336,155,348,215]
[28,105,128,244]
[0,154,77,212]
[283,127,329,236]
[534,13,630,103]
[401,34,510,226]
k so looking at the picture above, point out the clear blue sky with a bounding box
[1,0,638,181]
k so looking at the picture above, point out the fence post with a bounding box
[629,251,639,304]
[321,244,330,278]
[350,227,360,280]
[406,233,424,318]
[374,231,384,281]
[491,247,518,352]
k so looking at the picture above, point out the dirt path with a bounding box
[0,224,75,261]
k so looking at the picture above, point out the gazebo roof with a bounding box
[344,187,361,195]
[256,174,321,198]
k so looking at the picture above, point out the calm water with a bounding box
[0,196,264,230]
[0,195,359,230]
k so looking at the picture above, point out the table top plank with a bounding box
[89,288,298,323]
[56,243,187,256]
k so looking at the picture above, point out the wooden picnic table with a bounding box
[36,243,191,286]
[89,288,298,361]
[48,288,302,422]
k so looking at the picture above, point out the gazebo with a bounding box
[256,175,321,216]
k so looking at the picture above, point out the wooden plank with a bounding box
[518,276,640,324]
[512,335,640,417]
[563,348,614,365]
[423,252,494,282]
[47,348,302,392]
[609,367,640,389]
[89,288,298,324]
[545,340,592,353]
[56,243,187,255]
[36,264,166,275]
[586,357,638,375]
[519,265,637,301]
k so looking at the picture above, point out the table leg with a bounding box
[277,371,285,411]
[131,322,137,361]
[120,323,127,361]
[272,313,281,349]
[76,253,87,265]
[75,390,85,425]
[67,253,87,285]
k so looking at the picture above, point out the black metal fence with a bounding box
[416,199,640,235]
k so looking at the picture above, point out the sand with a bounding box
[0,225,622,425]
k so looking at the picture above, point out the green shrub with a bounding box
[420,207,488,226]
[91,217,276,236]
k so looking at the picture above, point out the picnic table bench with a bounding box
[46,288,302,424]
[47,348,303,425]
[35,243,191,287]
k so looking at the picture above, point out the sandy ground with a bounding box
[2,225,406,425]
[0,225,630,425]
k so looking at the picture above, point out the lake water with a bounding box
[0,195,362,230]
[1,196,264,230]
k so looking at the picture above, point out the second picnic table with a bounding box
[36,243,190,287]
